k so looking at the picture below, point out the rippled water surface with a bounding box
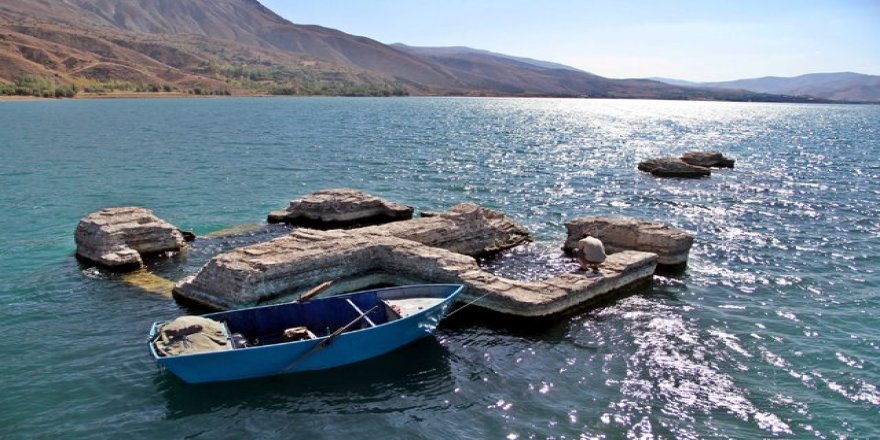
[1,97,878,439]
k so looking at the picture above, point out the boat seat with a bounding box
[345,299,377,327]
[383,300,402,319]
[221,321,245,349]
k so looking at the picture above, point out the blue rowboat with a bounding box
[148,284,463,383]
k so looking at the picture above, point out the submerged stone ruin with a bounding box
[638,150,735,178]
[172,191,679,317]
[563,216,693,270]
[172,228,658,317]
[637,157,712,178]
[78,189,696,317]
[267,188,414,228]
[681,151,735,168]
[358,202,531,257]
[74,207,189,271]
[174,201,534,309]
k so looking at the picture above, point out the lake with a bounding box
[0,97,878,439]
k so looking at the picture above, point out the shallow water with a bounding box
[1,97,878,439]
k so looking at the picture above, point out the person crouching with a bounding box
[574,236,606,272]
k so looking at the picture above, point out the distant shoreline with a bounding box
[1,92,874,104]
[0,92,271,101]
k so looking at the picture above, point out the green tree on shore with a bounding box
[0,75,77,98]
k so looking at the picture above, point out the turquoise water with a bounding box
[1,97,878,439]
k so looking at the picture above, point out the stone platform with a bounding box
[173,203,661,317]
[173,228,658,317]
[563,216,693,270]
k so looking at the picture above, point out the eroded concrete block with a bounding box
[359,202,531,257]
[74,207,186,271]
[267,188,413,228]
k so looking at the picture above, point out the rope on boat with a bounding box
[445,289,494,318]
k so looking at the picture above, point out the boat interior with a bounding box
[215,291,399,348]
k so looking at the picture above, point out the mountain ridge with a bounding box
[391,44,586,73]
[651,72,880,102]
[0,0,852,102]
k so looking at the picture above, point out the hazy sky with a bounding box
[260,0,880,81]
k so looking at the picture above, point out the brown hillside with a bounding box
[0,0,836,101]
[0,0,417,95]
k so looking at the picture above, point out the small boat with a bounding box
[148,284,463,383]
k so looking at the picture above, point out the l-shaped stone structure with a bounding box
[172,227,658,317]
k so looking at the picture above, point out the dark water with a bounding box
[1,97,878,439]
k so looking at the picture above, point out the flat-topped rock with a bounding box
[466,250,657,317]
[360,202,531,256]
[75,207,187,271]
[638,157,711,178]
[173,228,657,317]
[267,188,413,228]
[681,151,735,168]
[563,216,693,268]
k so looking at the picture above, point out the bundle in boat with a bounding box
[154,316,231,356]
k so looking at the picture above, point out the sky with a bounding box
[260,0,880,82]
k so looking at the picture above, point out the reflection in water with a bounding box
[158,337,453,419]
[588,297,793,438]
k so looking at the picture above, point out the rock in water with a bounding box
[361,202,531,257]
[564,216,693,269]
[267,188,414,228]
[681,151,735,168]
[74,207,187,271]
[637,157,711,178]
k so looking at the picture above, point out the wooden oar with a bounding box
[281,304,379,372]
[294,279,335,303]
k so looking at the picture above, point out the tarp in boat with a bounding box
[154,315,230,356]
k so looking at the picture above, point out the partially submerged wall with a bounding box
[173,228,658,317]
